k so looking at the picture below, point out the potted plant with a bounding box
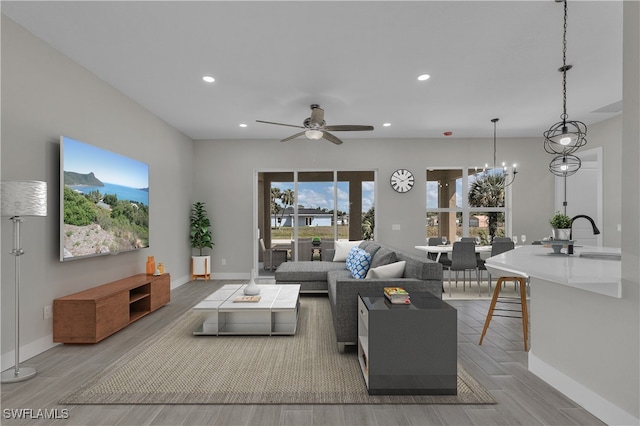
[190,201,213,280]
[549,211,572,240]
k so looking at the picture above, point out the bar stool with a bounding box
[479,266,529,351]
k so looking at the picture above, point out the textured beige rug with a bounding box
[61,297,495,405]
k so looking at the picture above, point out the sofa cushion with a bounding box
[275,261,346,283]
[369,247,397,269]
[333,240,363,262]
[365,260,406,279]
[345,247,372,279]
[358,241,381,259]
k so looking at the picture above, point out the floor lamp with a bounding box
[1,180,47,383]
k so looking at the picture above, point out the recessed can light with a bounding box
[417,74,431,81]
[202,75,215,83]
[383,123,391,127]
[239,123,247,128]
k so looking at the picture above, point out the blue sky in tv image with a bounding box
[62,136,149,190]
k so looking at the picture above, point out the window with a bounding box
[426,167,507,243]
[258,170,375,267]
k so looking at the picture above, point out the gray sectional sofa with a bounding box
[275,240,443,352]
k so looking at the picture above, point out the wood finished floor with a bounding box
[1,280,604,426]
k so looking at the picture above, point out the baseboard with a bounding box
[529,352,639,426]
[171,274,192,289]
[1,334,59,372]
[210,272,250,280]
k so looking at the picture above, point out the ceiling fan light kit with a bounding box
[256,104,373,145]
[304,129,323,140]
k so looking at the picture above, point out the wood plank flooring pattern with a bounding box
[1,280,604,426]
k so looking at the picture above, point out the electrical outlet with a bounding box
[43,305,52,320]
[221,258,226,265]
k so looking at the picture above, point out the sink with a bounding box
[579,252,621,261]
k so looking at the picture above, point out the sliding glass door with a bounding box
[257,170,375,273]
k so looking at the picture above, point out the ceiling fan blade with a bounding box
[322,131,343,145]
[323,125,374,132]
[256,120,305,129]
[309,106,324,126]
[281,131,306,142]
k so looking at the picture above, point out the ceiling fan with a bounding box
[256,104,374,145]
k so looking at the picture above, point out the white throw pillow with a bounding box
[365,260,406,279]
[333,240,363,262]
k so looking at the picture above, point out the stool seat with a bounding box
[479,275,529,351]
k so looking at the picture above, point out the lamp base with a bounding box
[1,366,36,383]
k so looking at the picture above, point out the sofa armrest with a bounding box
[328,274,442,348]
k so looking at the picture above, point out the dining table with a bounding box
[414,244,492,262]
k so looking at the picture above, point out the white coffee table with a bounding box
[193,284,300,336]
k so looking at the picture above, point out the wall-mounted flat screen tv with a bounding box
[60,136,149,261]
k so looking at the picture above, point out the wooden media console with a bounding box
[53,273,170,344]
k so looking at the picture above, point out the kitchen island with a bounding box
[485,244,637,426]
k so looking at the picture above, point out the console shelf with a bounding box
[53,273,170,343]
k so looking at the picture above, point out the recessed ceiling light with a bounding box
[417,74,431,81]
[383,123,391,127]
[202,75,215,83]
[239,123,247,128]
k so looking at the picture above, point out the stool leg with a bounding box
[479,277,503,345]
[519,277,529,351]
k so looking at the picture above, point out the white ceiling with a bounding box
[2,1,623,141]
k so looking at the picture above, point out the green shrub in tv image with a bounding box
[63,186,149,258]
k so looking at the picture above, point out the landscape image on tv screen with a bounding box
[60,136,149,261]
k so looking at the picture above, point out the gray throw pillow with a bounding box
[359,241,380,259]
[369,247,397,269]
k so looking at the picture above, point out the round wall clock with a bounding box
[390,169,415,193]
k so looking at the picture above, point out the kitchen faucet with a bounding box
[570,215,601,240]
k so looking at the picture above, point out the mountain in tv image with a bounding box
[63,170,149,259]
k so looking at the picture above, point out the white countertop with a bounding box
[485,244,622,298]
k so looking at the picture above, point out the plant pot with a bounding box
[552,228,571,240]
[191,255,211,280]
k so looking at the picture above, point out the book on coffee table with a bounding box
[233,295,261,302]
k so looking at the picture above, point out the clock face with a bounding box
[390,169,415,193]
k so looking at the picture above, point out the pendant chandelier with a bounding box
[489,118,518,187]
[544,0,587,176]
[549,153,581,177]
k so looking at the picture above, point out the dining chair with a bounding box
[477,240,515,295]
[449,241,479,297]
[492,237,513,243]
[426,237,442,261]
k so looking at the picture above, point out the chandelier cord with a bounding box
[561,0,568,122]
[493,119,497,171]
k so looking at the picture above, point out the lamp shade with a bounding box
[1,181,48,217]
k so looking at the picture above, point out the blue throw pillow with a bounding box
[346,247,372,279]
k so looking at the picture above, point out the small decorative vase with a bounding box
[146,256,155,275]
[244,277,260,295]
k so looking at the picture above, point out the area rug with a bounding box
[61,297,495,405]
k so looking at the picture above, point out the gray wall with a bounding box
[193,116,622,276]
[1,15,195,368]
